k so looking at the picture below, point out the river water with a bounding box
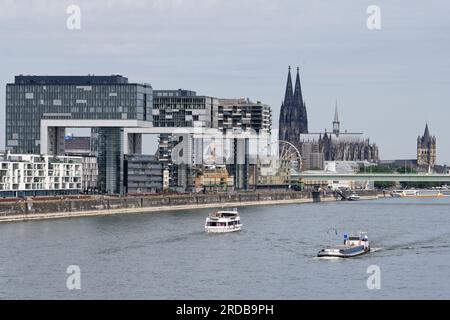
[0,197,449,299]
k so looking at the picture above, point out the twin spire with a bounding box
[279,65,309,142]
[283,66,303,107]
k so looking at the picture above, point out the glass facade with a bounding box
[95,127,123,194]
[153,90,218,191]
[218,98,272,134]
[123,154,163,194]
[6,76,152,154]
[152,89,217,128]
[5,75,153,194]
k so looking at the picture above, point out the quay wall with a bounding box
[0,190,380,223]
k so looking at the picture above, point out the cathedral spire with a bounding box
[293,66,303,108]
[333,100,340,136]
[283,66,293,105]
[293,67,308,133]
[334,100,339,122]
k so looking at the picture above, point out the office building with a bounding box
[5,75,153,194]
[153,89,218,191]
[218,98,271,134]
[5,76,271,194]
[152,89,216,128]
[123,154,163,194]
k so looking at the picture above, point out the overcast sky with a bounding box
[1,0,449,163]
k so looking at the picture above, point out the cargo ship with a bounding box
[318,233,370,258]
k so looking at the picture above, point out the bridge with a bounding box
[293,172,450,182]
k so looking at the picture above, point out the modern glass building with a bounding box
[5,76,272,194]
[5,75,153,193]
[6,75,152,153]
[123,154,163,194]
[153,89,218,190]
[217,98,272,134]
[152,89,217,128]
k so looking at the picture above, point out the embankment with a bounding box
[0,190,380,223]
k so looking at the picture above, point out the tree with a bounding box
[359,166,396,189]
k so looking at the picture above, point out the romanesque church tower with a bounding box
[278,66,308,150]
[417,123,437,168]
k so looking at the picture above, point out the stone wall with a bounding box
[0,190,379,219]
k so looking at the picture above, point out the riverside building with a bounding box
[5,75,152,194]
[153,89,218,191]
[64,135,98,193]
[0,152,83,197]
[217,98,271,134]
[123,154,163,194]
[217,98,272,190]
[5,75,272,194]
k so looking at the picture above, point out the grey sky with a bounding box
[1,0,449,163]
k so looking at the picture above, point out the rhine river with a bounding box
[1,197,449,299]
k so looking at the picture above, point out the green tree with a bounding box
[359,165,396,189]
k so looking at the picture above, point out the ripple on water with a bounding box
[0,197,450,299]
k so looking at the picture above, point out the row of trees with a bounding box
[359,166,449,189]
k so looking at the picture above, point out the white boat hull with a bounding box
[205,225,242,233]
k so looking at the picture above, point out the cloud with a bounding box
[1,0,450,162]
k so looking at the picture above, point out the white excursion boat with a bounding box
[391,189,444,198]
[205,209,242,233]
[347,194,361,201]
[318,232,370,258]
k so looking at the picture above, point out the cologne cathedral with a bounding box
[278,67,379,169]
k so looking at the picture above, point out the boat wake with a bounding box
[372,233,450,258]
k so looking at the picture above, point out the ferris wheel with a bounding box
[278,140,302,174]
[261,140,302,174]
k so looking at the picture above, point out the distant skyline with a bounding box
[1,0,449,163]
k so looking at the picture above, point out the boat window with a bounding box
[207,222,217,226]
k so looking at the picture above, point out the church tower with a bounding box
[417,123,437,168]
[278,66,308,149]
[332,100,340,136]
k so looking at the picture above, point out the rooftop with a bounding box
[12,75,129,85]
